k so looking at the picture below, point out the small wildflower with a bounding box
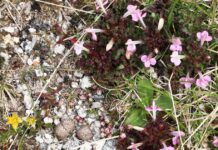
[145,105,162,112]
[160,142,174,150]
[145,101,162,121]
[180,74,195,89]
[85,28,104,41]
[213,136,218,147]
[73,41,89,55]
[123,5,146,28]
[127,142,143,150]
[125,39,142,52]
[125,39,142,59]
[95,0,108,14]
[196,72,211,89]
[170,52,184,66]
[6,113,22,131]
[141,54,156,68]
[26,116,36,128]
[123,4,137,17]
[196,31,212,46]
[170,37,182,52]
[171,131,185,145]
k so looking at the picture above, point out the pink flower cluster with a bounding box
[197,31,212,46]
[170,37,182,52]
[169,31,212,66]
[169,37,183,66]
[141,55,156,68]
[159,130,185,150]
[213,136,218,148]
[125,39,142,59]
[160,142,174,150]
[180,72,211,89]
[123,5,147,28]
[171,131,185,145]
[85,28,104,41]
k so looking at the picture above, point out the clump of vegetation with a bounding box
[76,0,216,91]
[117,115,173,150]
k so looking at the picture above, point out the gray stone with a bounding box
[103,140,116,150]
[76,125,93,141]
[91,102,102,109]
[55,119,75,140]
[92,94,104,101]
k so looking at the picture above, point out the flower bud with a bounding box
[157,18,164,31]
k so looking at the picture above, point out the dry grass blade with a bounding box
[35,0,94,14]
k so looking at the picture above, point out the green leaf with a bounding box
[156,92,173,110]
[125,108,147,127]
[137,78,154,106]
[167,0,179,27]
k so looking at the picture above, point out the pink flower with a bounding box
[197,31,212,46]
[74,41,89,55]
[171,131,185,145]
[125,39,142,59]
[126,39,136,52]
[170,52,183,66]
[196,72,211,89]
[170,37,182,52]
[141,55,156,68]
[145,101,162,121]
[145,105,162,111]
[95,0,108,14]
[123,5,146,28]
[131,9,146,22]
[213,136,218,147]
[180,74,195,89]
[85,28,104,41]
[125,39,142,52]
[124,5,137,15]
[160,142,175,150]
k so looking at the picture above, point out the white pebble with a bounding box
[74,71,83,78]
[71,82,79,88]
[2,26,16,33]
[44,117,53,124]
[28,28,36,33]
[54,44,65,54]
[54,119,60,125]
[35,69,44,77]
[77,108,87,118]
[15,47,23,53]
[80,76,93,89]
[35,136,44,143]
[91,102,102,109]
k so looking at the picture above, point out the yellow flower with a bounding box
[6,113,22,131]
[26,116,36,128]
